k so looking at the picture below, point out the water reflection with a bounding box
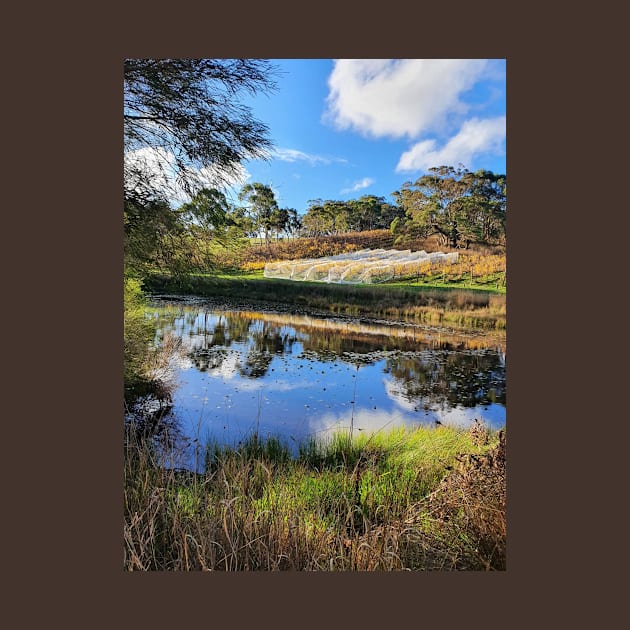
[144,300,506,468]
[385,351,505,408]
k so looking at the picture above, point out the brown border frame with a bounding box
[9,1,617,626]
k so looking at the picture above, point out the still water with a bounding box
[139,297,506,468]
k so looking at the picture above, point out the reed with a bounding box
[124,423,506,571]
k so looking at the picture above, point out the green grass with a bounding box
[384,274,506,294]
[197,267,506,294]
[124,424,506,571]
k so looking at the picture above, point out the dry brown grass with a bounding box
[401,423,506,570]
[236,231,505,267]
[124,424,506,571]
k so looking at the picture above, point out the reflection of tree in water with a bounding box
[181,312,298,377]
[189,347,229,372]
[187,312,254,347]
[237,321,297,378]
[385,350,506,408]
[186,313,252,372]
[210,317,228,346]
[301,330,392,357]
[225,313,253,344]
[124,383,189,463]
[299,325,481,364]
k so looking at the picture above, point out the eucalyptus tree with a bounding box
[178,188,234,267]
[268,207,300,241]
[238,182,279,246]
[325,201,351,233]
[302,196,402,235]
[401,166,470,248]
[394,166,506,248]
[226,205,256,240]
[464,170,507,245]
[179,188,231,232]
[301,199,333,236]
[285,208,302,239]
[347,195,384,231]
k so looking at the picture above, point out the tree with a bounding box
[124,197,189,275]
[348,196,382,231]
[179,188,231,232]
[124,59,277,204]
[269,207,300,241]
[464,170,507,245]
[123,59,277,275]
[302,199,334,236]
[393,165,506,248]
[285,208,301,239]
[238,183,279,246]
[410,166,470,248]
[226,205,256,240]
[390,215,402,236]
[178,188,234,267]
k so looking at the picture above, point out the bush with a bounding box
[124,276,156,398]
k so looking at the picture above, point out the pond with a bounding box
[132,296,506,470]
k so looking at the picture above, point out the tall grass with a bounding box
[124,423,506,571]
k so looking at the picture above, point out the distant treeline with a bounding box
[300,165,505,250]
[124,165,505,277]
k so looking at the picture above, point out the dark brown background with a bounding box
[6,1,623,627]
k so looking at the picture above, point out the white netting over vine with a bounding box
[264,249,459,284]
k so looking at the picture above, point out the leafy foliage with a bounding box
[238,182,279,246]
[124,58,277,203]
[123,277,156,397]
[123,60,278,277]
[393,166,506,249]
[301,195,404,236]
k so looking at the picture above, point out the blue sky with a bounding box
[125,59,506,213]
[236,59,506,214]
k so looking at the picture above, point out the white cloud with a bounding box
[273,147,347,165]
[396,116,506,172]
[325,59,490,139]
[340,177,375,194]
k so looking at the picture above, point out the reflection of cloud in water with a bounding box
[303,408,419,439]
[211,377,311,394]
[226,378,264,392]
[382,367,505,429]
[431,404,505,430]
[383,377,416,411]
[200,353,312,393]
[173,354,194,370]
[264,379,313,393]
[206,353,240,380]
[304,402,505,440]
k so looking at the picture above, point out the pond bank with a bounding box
[124,424,506,571]
[144,273,506,330]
